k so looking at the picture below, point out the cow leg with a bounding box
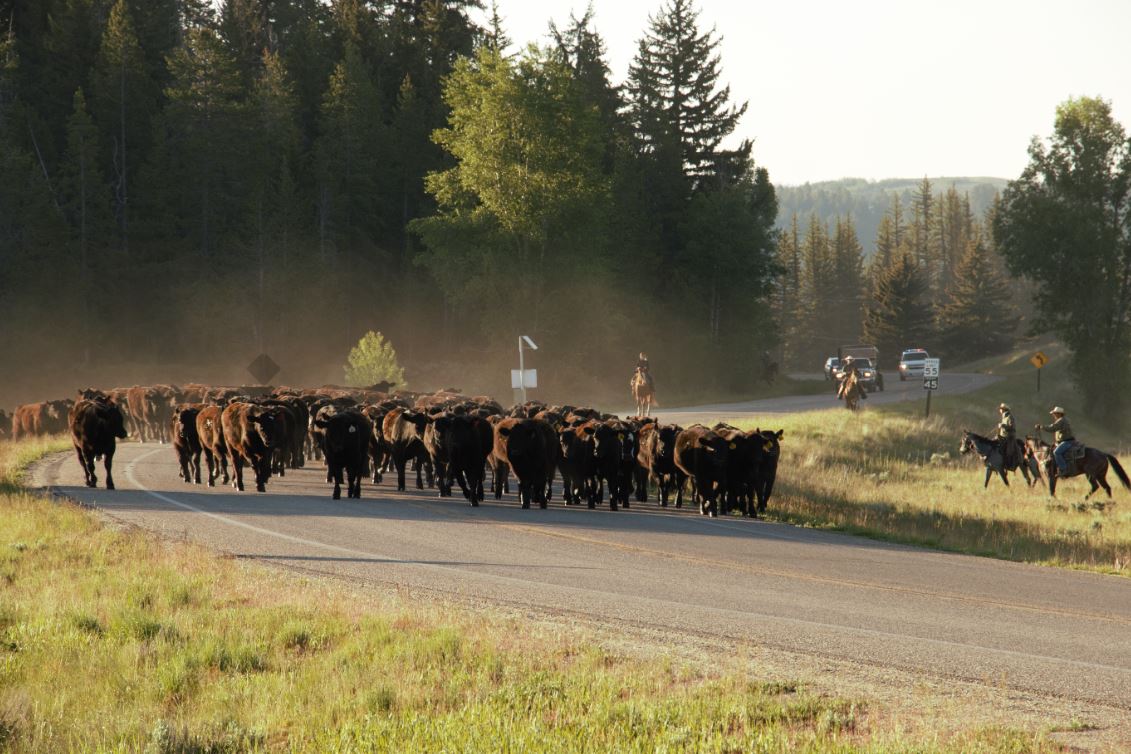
[493,463,505,500]
[103,448,116,490]
[219,450,230,485]
[256,457,269,493]
[202,449,216,486]
[231,451,245,492]
[73,444,90,487]
[396,455,408,492]
[332,462,342,500]
[415,457,425,490]
[192,450,202,484]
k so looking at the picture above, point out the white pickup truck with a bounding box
[898,349,930,381]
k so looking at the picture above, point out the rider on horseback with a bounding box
[633,352,653,390]
[996,403,1018,467]
[1036,406,1075,475]
[836,356,867,401]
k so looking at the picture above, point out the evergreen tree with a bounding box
[798,214,837,360]
[871,193,905,285]
[935,232,1017,361]
[774,213,802,366]
[931,185,975,293]
[830,215,865,341]
[93,0,156,253]
[484,0,511,54]
[909,176,935,295]
[159,25,247,255]
[315,43,387,260]
[862,251,932,367]
[626,0,749,187]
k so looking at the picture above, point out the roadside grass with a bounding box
[738,345,1131,574]
[0,440,1060,752]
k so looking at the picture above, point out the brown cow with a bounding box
[12,399,73,439]
[195,405,229,487]
[382,408,433,491]
[69,397,128,489]
[0,409,9,440]
[221,403,284,493]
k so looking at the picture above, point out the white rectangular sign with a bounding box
[510,369,537,389]
[923,358,940,378]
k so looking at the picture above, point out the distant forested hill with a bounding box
[776,177,1008,257]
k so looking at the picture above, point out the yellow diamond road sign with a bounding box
[1030,351,1049,369]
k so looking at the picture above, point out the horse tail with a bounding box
[1107,454,1131,490]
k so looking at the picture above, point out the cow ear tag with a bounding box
[617,433,624,440]
[349,426,357,433]
[728,442,736,449]
[763,442,772,451]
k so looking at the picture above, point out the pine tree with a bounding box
[862,251,933,367]
[935,232,1018,361]
[93,0,156,254]
[626,0,749,187]
[774,213,802,366]
[830,215,865,341]
[931,185,975,293]
[484,0,511,53]
[797,214,837,360]
[315,43,386,258]
[909,176,940,299]
[160,25,247,255]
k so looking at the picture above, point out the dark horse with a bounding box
[959,430,1036,487]
[1025,434,1131,498]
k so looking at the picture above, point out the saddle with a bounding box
[1060,442,1086,475]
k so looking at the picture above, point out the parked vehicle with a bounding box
[824,357,841,380]
[899,349,930,381]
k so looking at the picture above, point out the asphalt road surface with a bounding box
[34,428,1131,714]
[652,371,1000,426]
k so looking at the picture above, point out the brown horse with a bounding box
[840,372,863,412]
[631,368,655,417]
[1025,434,1130,498]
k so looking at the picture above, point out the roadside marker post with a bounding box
[1030,351,1048,393]
[922,358,940,417]
[515,336,538,403]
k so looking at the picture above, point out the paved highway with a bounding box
[652,370,1000,426]
[33,428,1131,716]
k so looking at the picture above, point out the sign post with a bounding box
[922,358,940,418]
[516,336,538,403]
[1030,351,1048,393]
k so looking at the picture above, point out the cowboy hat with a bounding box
[1050,406,1066,415]
[998,403,1010,411]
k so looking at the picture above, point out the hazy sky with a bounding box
[478,0,1131,186]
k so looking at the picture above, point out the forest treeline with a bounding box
[775,177,1022,369]
[0,0,778,401]
[775,177,1005,259]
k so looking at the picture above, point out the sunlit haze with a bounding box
[482,0,1131,185]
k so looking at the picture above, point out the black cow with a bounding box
[172,405,203,484]
[430,413,492,505]
[69,397,128,489]
[493,418,550,509]
[316,410,371,499]
[557,423,597,506]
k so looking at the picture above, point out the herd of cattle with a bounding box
[3,384,785,517]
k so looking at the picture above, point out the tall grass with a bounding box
[0,439,1059,752]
